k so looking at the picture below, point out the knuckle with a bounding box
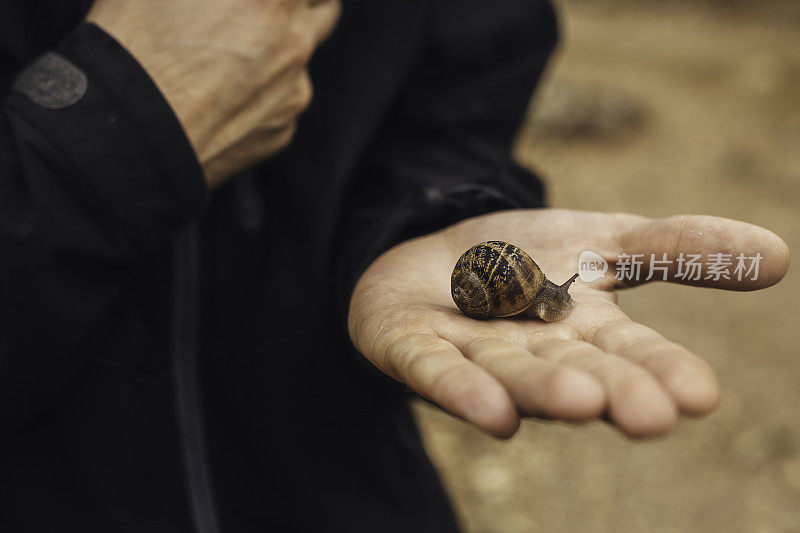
[260,121,296,153]
[663,357,699,383]
[370,309,427,357]
[542,366,567,389]
[619,367,667,402]
[395,343,425,379]
[358,305,442,380]
[662,354,715,390]
[326,1,343,29]
[393,335,447,383]
[464,336,491,355]
[298,36,317,63]
[428,364,472,399]
[583,317,632,347]
[295,72,314,111]
[279,119,297,141]
[289,27,317,62]
[667,214,693,258]
[541,367,575,401]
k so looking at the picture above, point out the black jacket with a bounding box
[0,1,556,531]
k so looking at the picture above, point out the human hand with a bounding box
[348,209,790,438]
[87,0,340,187]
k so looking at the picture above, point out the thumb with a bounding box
[616,214,790,290]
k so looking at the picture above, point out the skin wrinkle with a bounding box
[382,332,429,380]
[549,320,582,343]
[591,320,662,351]
[666,214,693,262]
[475,343,552,407]
[481,349,536,375]
[349,281,412,335]
[580,315,630,346]
[443,226,462,261]
[417,353,473,403]
[375,331,438,376]
[463,336,503,361]
[532,339,612,373]
[534,366,601,418]
[350,294,393,353]
[203,66,302,161]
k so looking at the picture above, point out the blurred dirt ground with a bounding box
[412,1,800,531]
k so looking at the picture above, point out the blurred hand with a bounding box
[349,209,790,439]
[88,0,341,187]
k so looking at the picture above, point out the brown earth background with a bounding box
[412,1,800,531]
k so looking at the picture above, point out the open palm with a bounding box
[348,209,790,438]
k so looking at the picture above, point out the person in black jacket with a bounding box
[0,0,790,532]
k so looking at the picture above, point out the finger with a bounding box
[460,337,605,422]
[253,69,314,128]
[383,333,519,438]
[291,69,313,116]
[617,214,790,290]
[530,338,678,438]
[305,0,341,44]
[585,317,720,417]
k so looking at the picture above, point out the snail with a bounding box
[450,241,579,322]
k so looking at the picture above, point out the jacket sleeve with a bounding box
[0,23,208,432]
[335,0,559,319]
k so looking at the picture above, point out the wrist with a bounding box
[85,8,208,165]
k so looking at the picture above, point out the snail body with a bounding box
[451,241,578,322]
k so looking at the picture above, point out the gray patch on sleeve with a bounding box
[12,52,89,110]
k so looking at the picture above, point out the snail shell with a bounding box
[451,241,578,322]
[450,241,546,319]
